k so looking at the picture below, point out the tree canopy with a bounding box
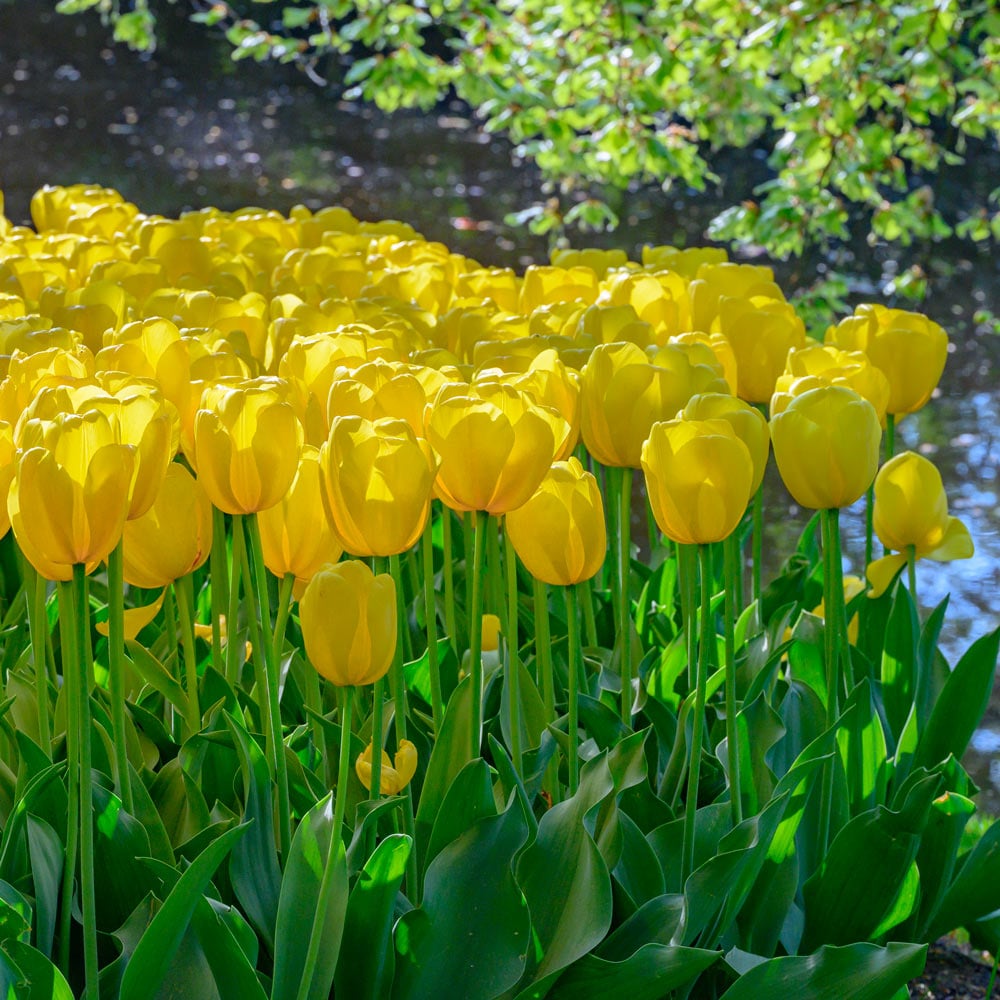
[56,0,1000,259]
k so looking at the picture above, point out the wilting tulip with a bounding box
[122,463,213,589]
[321,416,436,557]
[641,418,755,545]
[9,409,135,580]
[681,393,770,493]
[356,740,417,794]
[867,451,974,597]
[425,382,557,514]
[259,446,343,583]
[770,385,880,510]
[299,560,396,687]
[827,305,947,417]
[580,341,726,468]
[506,458,606,586]
[193,378,303,514]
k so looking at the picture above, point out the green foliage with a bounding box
[60,0,1000,258]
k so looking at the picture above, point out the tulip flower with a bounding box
[506,458,606,587]
[641,418,755,546]
[258,446,343,586]
[122,463,213,589]
[770,386,881,511]
[481,613,502,653]
[193,378,303,514]
[321,416,436,557]
[9,409,135,580]
[299,560,396,687]
[867,451,974,597]
[356,740,417,794]
[827,305,948,418]
[425,382,557,514]
[681,393,770,494]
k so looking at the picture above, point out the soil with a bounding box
[911,938,997,999]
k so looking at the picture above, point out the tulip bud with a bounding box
[641,418,755,545]
[770,385,880,510]
[356,740,417,794]
[506,457,606,587]
[299,560,396,687]
[681,393,770,493]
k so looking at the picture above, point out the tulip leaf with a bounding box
[120,823,248,1000]
[335,834,411,1000]
[125,639,189,718]
[2,940,73,999]
[272,792,349,1000]
[393,794,531,1000]
[915,626,1000,770]
[929,817,1000,940]
[501,656,548,753]
[717,942,926,1000]
[611,811,665,910]
[515,751,616,985]
[836,678,889,814]
[425,758,497,868]
[25,815,61,959]
[880,584,919,745]
[414,676,473,873]
[915,595,949,728]
[189,897,268,1000]
[225,714,282,953]
[547,942,719,1000]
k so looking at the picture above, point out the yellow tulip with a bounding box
[506,457,606,586]
[481,613,502,653]
[299,560,396,687]
[580,341,727,468]
[356,740,417,794]
[259,446,343,582]
[0,422,15,540]
[641,418,755,545]
[717,296,806,404]
[826,305,947,417]
[321,416,436,557]
[122,463,213,589]
[770,385,881,510]
[641,245,727,278]
[96,593,165,640]
[193,378,303,514]
[425,383,557,514]
[551,247,629,275]
[681,393,770,493]
[776,344,890,427]
[867,451,974,597]
[9,409,135,580]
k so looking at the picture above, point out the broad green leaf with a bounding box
[880,583,919,744]
[717,942,926,1000]
[836,678,889,813]
[272,793,349,1000]
[120,823,248,1000]
[2,940,73,999]
[190,897,268,1000]
[336,834,411,1000]
[25,815,61,958]
[394,795,531,1000]
[930,818,1000,939]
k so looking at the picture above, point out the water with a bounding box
[2,1,1000,806]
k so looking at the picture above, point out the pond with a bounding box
[2,0,999,804]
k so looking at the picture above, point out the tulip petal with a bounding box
[866,554,907,599]
[924,516,974,562]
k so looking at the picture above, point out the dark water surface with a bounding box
[2,1,1000,803]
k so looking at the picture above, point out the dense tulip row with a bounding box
[0,184,988,999]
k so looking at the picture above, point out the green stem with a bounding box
[468,510,488,758]
[369,677,384,800]
[225,510,244,687]
[441,505,457,647]
[463,512,475,618]
[73,566,100,998]
[681,545,713,885]
[723,534,743,826]
[56,581,79,978]
[886,413,896,460]
[243,514,292,858]
[534,578,554,722]
[162,583,180,738]
[295,686,353,1000]
[303,665,326,774]
[565,583,581,796]
[864,484,874,570]
[907,544,918,609]
[828,509,853,690]
[817,509,842,860]
[422,519,443,731]
[678,543,698,691]
[503,521,522,776]
[580,576,598,650]
[210,506,229,678]
[174,574,202,736]
[27,567,51,758]
[751,483,764,609]
[616,466,633,724]
[106,541,134,811]
[272,572,295,655]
